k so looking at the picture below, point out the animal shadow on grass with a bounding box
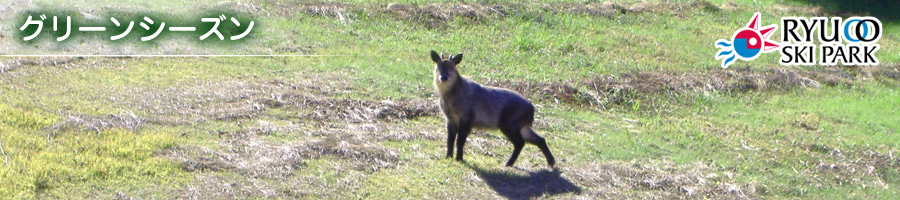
[466,163,582,200]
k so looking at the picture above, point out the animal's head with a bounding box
[430,50,463,86]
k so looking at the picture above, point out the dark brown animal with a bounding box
[430,50,555,167]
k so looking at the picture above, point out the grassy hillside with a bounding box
[1,0,898,199]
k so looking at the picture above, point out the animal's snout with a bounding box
[440,75,449,82]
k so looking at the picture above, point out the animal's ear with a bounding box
[451,53,463,64]
[430,50,441,63]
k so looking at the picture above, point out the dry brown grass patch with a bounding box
[565,160,755,199]
[484,66,897,112]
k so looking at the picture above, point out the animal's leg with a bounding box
[501,126,525,167]
[455,124,472,161]
[522,127,556,167]
[446,122,457,158]
[506,140,525,167]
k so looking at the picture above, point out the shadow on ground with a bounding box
[788,0,900,22]
[466,163,582,199]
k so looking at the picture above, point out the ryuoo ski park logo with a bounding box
[715,12,780,68]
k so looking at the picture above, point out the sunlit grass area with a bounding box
[1,0,898,198]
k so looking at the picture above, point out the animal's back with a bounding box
[466,81,533,129]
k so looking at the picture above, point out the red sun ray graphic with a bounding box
[747,12,759,30]
[746,13,780,52]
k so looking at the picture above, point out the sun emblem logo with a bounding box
[715,12,780,68]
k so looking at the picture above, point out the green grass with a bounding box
[0,104,185,199]
[1,0,899,198]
